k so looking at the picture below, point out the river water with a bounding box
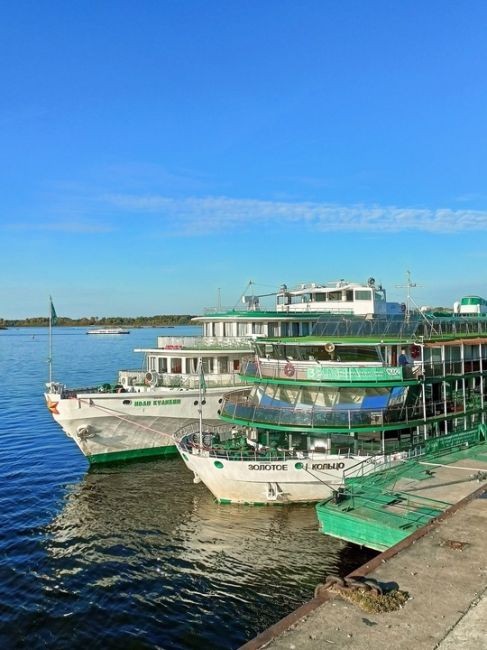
[0,326,375,649]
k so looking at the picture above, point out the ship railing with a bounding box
[420,317,487,338]
[220,392,466,429]
[243,359,397,384]
[156,336,254,350]
[422,359,483,377]
[243,358,484,383]
[177,372,247,389]
[117,369,248,389]
[175,422,363,462]
[309,314,487,339]
[341,446,423,484]
[341,425,487,487]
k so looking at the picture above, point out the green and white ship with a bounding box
[176,296,487,504]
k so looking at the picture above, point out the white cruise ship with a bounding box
[45,277,402,464]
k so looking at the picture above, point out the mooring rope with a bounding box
[76,397,177,441]
[419,461,487,472]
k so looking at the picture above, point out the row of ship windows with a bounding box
[204,322,313,337]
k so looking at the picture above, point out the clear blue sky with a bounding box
[1,1,487,318]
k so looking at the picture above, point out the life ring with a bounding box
[284,362,295,377]
[410,344,421,359]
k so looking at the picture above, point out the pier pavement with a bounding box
[240,455,487,650]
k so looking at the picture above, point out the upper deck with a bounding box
[275,279,401,316]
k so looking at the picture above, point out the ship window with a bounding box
[158,357,168,373]
[337,346,380,362]
[267,322,278,337]
[274,386,299,404]
[355,290,372,300]
[464,345,478,361]
[171,358,182,374]
[122,400,131,405]
[219,358,228,373]
[328,291,341,301]
[313,293,326,302]
[298,387,316,405]
[314,388,338,407]
[338,387,365,407]
[237,322,248,336]
[274,346,287,360]
[202,358,214,373]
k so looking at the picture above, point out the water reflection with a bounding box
[41,459,375,649]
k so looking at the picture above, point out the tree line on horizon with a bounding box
[0,314,197,328]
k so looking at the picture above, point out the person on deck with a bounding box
[398,348,409,367]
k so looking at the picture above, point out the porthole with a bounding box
[122,400,131,405]
[214,460,224,469]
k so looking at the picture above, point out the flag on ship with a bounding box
[50,297,58,325]
[198,358,207,401]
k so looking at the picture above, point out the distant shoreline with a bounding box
[0,315,197,329]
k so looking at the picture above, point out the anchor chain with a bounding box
[314,574,383,599]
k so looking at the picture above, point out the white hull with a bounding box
[177,446,389,504]
[45,386,232,462]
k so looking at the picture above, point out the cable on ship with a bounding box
[75,397,177,441]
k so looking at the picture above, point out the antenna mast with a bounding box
[395,270,422,319]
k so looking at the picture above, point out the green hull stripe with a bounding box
[88,444,179,464]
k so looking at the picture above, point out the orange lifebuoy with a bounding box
[284,362,295,377]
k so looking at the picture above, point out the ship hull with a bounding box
[177,447,388,504]
[45,387,229,463]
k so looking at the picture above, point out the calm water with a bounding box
[0,326,374,649]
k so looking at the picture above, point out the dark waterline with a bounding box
[0,327,375,649]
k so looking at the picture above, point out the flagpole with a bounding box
[198,357,203,447]
[48,296,53,384]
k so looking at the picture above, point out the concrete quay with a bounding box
[240,477,487,650]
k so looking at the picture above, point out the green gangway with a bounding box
[315,426,487,551]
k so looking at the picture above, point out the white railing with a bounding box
[118,369,248,389]
[156,336,254,350]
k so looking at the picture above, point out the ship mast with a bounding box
[395,271,422,319]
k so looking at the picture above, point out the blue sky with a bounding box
[1,1,487,318]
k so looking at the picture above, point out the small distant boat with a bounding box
[86,328,130,335]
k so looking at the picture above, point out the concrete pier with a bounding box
[240,474,487,650]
